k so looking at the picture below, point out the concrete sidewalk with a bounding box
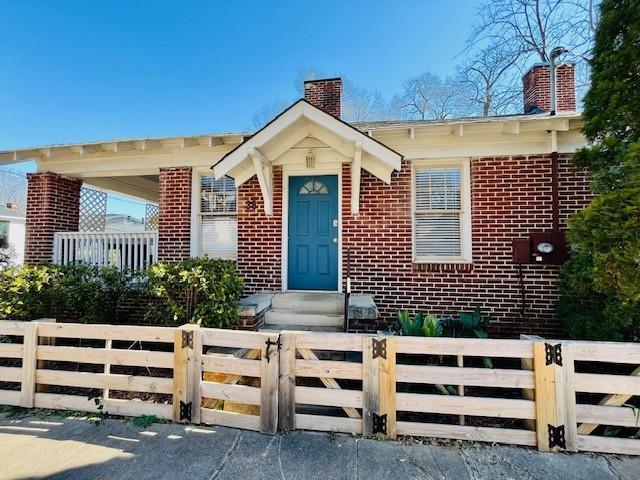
[0,414,639,480]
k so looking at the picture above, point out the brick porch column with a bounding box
[24,172,82,265]
[158,167,192,262]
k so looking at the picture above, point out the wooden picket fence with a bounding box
[1,320,640,455]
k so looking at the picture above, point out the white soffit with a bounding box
[212,99,403,185]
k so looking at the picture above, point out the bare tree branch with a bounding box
[393,72,476,120]
[465,0,600,109]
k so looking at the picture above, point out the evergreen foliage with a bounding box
[560,0,640,340]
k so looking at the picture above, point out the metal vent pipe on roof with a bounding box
[549,46,567,116]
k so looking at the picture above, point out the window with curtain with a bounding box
[413,162,470,262]
[200,175,237,259]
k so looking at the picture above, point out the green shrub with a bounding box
[0,258,243,328]
[50,264,145,324]
[144,257,244,328]
[560,0,640,341]
[559,251,640,342]
[396,310,442,337]
[0,264,59,320]
[0,263,145,323]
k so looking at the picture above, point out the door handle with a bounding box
[332,219,338,227]
[333,238,338,243]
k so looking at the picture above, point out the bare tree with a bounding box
[252,68,389,129]
[466,0,600,107]
[470,0,574,62]
[341,80,389,123]
[251,99,289,130]
[0,169,27,208]
[459,45,522,116]
[294,67,325,96]
[393,72,475,121]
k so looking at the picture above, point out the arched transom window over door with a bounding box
[299,179,329,195]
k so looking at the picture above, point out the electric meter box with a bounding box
[512,231,568,265]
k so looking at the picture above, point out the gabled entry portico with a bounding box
[212,85,402,292]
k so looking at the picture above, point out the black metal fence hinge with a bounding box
[265,335,281,363]
[372,338,387,359]
[545,343,562,366]
[548,424,566,449]
[182,330,193,349]
[180,401,192,422]
[372,413,387,435]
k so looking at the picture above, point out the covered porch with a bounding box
[0,132,246,270]
[35,172,160,272]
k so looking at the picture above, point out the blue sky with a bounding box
[0,0,479,215]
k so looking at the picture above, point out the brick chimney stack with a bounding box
[523,63,576,114]
[303,78,342,118]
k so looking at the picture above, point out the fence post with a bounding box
[20,322,39,408]
[36,318,56,394]
[363,334,396,439]
[260,332,280,435]
[278,332,296,432]
[172,324,202,424]
[520,334,544,431]
[533,341,577,452]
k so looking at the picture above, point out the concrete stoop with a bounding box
[265,292,345,332]
[237,291,379,333]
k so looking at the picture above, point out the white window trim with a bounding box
[190,170,238,260]
[411,158,472,264]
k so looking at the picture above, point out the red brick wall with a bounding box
[234,153,592,336]
[236,166,283,291]
[24,172,82,264]
[158,167,192,262]
[341,154,593,337]
[303,78,342,117]
[523,64,576,113]
[555,64,576,113]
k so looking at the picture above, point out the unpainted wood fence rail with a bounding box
[1,320,640,455]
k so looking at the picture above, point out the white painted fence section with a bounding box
[53,231,158,271]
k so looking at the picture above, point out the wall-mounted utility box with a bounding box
[512,231,568,265]
[512,238,531,263]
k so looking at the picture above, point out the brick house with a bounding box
[0,63,592,336]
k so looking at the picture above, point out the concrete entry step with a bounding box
[260,324,343,333]
[271,292,344,314]
[265,310,344,328]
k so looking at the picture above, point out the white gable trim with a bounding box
[212,100,402,215]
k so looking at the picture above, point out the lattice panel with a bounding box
[145,203,159,231]
[79,187,107,232]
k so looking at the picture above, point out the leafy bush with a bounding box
[559,248,640,342]
[0,265,58,320]
[396,310,442,337]
[0,263,145,323]
[559,189,640,341]
[144,257,244,328]
[560,0,640,341]
[440,307,491,339]
[0,259,244,328]
[51,264,146,324]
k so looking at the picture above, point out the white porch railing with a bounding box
[53,232,158,271]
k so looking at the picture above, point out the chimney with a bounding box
[522,63,576,114]
[303,78,342,118]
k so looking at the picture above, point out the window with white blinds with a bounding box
[199,175,237,259]
[413,161,471,262]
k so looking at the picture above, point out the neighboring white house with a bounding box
[0,203,26,265]
[105,213,145,232]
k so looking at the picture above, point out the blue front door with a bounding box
[288,175,339,290]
